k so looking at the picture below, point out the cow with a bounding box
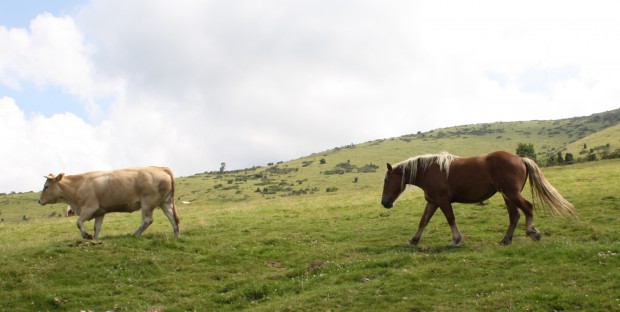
[38,167,180,239]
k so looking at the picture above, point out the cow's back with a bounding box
[79,167,173,212]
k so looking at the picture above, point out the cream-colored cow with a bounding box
[39,167,180,239]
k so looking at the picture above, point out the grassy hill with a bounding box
[0,108,618,311]
[563,123,620,161]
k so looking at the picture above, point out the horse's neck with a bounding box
[403,163,424,187]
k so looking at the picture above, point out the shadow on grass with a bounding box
[356,242,467,255]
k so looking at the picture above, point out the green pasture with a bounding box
[0,111,619,311]
[1,160,618,311]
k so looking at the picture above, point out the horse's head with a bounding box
[381,163,404,209]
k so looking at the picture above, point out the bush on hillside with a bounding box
[516,143,537,160]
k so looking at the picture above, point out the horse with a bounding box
[381,151,575,245]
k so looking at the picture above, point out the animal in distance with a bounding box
[381,151,575,245]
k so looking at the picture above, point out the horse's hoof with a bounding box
[409,238,420,245]
[528,231,541,241]
[82,234,93,240]
[450,237,463,246]
[499,237,512,245]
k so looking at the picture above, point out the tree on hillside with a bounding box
[516,143,536,160]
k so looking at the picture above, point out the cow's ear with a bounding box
[45,174,55,180]
[55,173,65,182]
[387,163,393,171]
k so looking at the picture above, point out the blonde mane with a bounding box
[395,152,460,188]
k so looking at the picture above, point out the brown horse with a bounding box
[381,151,575,245]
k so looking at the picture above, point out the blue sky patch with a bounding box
[516,65,580,94]
[0,83,88,120]
[0,0,84,28]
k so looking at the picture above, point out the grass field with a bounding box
[1,160,618,311]
[0,112,619,311]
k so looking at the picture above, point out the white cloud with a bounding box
[0,13,122,120]
[1,0,619,193]
[0,97,108,192]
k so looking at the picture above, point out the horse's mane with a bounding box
[395,152,460,188]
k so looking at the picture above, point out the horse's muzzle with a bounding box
[381,200,393,209]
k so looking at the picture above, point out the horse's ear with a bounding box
[386,163,393,171]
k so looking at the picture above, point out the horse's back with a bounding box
[481,151,528,192]
[447,155,496,202]
[445,151,526,203]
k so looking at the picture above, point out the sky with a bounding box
[1,0,619,193]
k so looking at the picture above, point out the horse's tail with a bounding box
[522,158,576,216]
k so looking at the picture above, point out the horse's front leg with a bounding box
[438,202,462,246]
[410,202,438,245]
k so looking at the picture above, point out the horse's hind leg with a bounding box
[502,192,541,243]
[410,202,438,245]
[513,194,540,241]
[501,195,521,245]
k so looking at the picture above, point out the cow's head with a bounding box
[38,173,65,205]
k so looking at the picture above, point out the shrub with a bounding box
[357,164,379,173]
[516,143,537,160]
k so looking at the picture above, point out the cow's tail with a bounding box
[163,167,180,226]
[522,158,576,216]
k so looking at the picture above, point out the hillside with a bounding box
[563,123,620,161]
[0,109,619,311]
[2,108,618,222]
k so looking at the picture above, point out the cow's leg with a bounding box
[77,215,93,239]
[159,201,179,237]
[134,207,154,237]
[410,201,438,245]
[438,201,462,246]
[93,215,105,239]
